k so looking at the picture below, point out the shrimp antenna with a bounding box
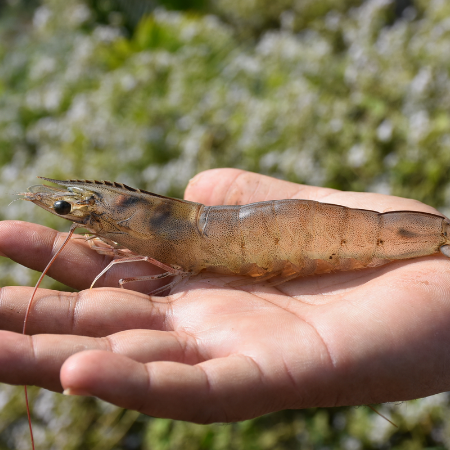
[367,404,398,428]
[23,222,79,450]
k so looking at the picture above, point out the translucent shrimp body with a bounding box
[22,177,450,287]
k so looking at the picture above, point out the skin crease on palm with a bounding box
[1,168,450,423]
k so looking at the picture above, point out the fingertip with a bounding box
[0,220,56,266]
[60,350,100,392]
[61,350,148,408]
[184,168,246,204]
[0,220,34,254]
[187,168,242,186]
[61,350,107,397]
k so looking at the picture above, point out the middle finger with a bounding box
[0,287,170,336]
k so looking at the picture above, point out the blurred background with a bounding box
[1,0,450,448]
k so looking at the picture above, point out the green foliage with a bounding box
[1,0,450,448]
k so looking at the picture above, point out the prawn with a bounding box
[17,176,450,447]
[20,176,450,293]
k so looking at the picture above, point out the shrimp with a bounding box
[20,176,450,293]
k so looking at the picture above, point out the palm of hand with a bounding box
[1,168,450,423]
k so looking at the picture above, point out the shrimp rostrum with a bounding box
[21,177,450,294]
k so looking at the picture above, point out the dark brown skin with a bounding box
[1,168,450,423]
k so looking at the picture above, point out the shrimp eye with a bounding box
[53,200,71,215]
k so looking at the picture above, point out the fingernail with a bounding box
[187,173,201,187]
[63,388,92,397]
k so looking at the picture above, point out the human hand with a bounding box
[1,168,450,422]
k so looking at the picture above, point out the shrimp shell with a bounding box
[21,177,450,289]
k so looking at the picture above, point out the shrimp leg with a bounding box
[90,255,188,292]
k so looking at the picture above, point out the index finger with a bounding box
[0,221,165,291]
[185,169,441,215]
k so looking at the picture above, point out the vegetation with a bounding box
[1,0,450,448]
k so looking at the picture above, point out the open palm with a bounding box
[1,168,450,423]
